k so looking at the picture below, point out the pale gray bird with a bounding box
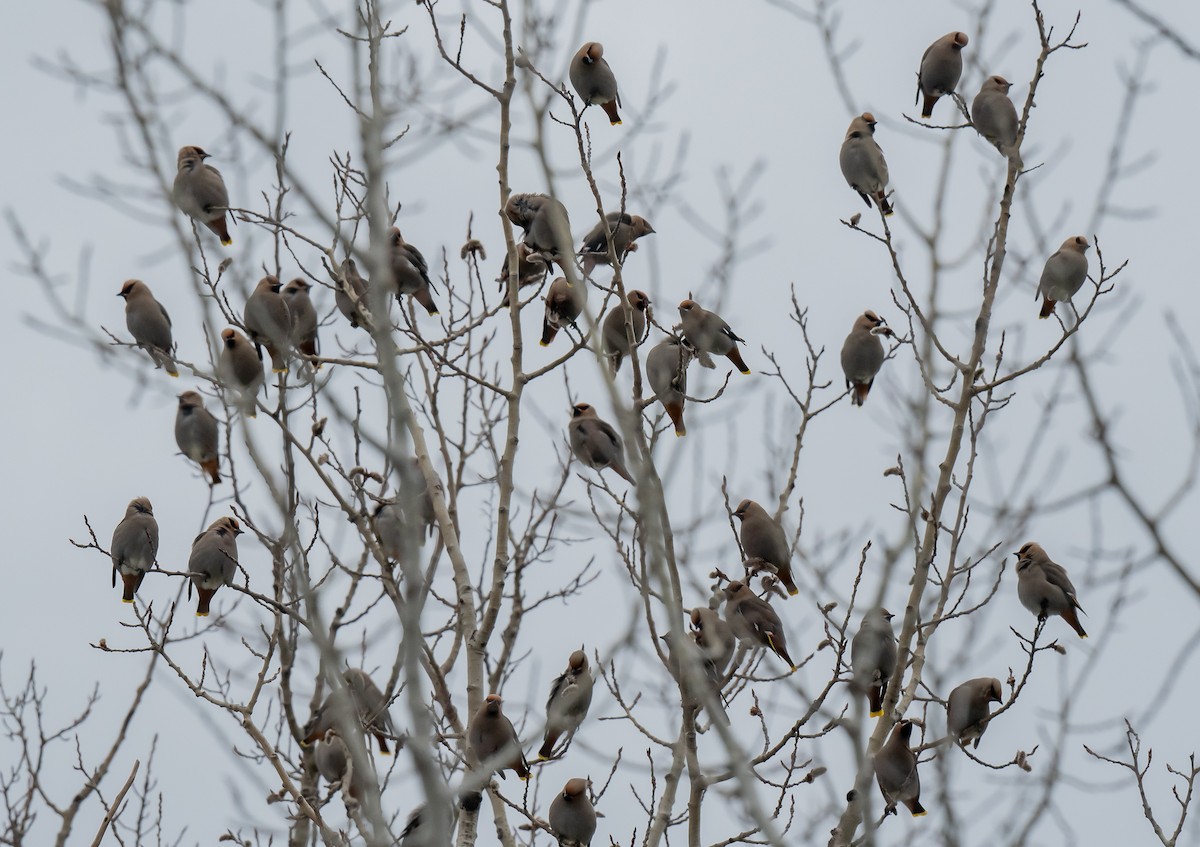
[690,606,736,686]
[496,242,550,305]
[335,258,371,329]
[538,650,594,760]
[850,608,897,717]
[400,803,455,847]
[314,729,367,802]
[172,145,232,245]
[579,212,655,274]
[916,32,969,118]
[541,277,589,346]
[568,403,634,484]
[175,391,221,484]
[282,278,319,363]
[601,290,651,373]
[244,275,292,373]
[387,227,440,316]
[723,580,794,670]
[217,328,264,418]
[549,778,597,847]
[1015,542,1087,637]
[839,113,893,215]
[372,502,407,562]
[467,694,530,780]
[304,668,398,755]
[373,458,438,559]
[646,336,691,437]
[971,75,1019,157]
[188,516,241,616]
[733,499,798,596]
[677,299,750,374]
[1035,236,1090,319]
[841,310,893,406]
[569,42,622,125]
[118,279,177,377]
[946,677,1003,749]
[505,193,572,264]
[110,497,158,603]
[875,719,926,816]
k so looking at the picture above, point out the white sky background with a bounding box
[3,0,1200,844]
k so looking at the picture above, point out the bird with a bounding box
[569,42,622,125]
[578,212,655,274]
[505,193,572,266]
[946,677,1003,749]
[971,75,1019,159]
[374,458,438,560]
[304,668,398,755]
[841,310,892,406]
[538,650,594,760]
[733,499,798,596]
[118,280,177,376]
[646,336,691,437]
[172,145,232,245]
[175,391,221,484]
[496,242,550,305]
[839,113,893,215]
[723,580,794,670]
[400,803,455,847]
[1035,236,1090,319]
[244,275,292,373]
[188,516,241,616]
[601,290,651,373]
[217,328,264,418]
[541,276,589,346]
[335,258,371,329]
[568,403,634,484]
[677,299,750,374]
[875,719,926,816]
[387,227,440,316]
[690,606,736,688]
[1015,542,1087,638]
[548,778,597,847]
[282,278,319,363]
[916,32,969,118]
[850,607,897,717]
[467,694,530,780]
[313,728,368,803]
[109,497,158,603]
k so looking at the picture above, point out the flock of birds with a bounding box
[98,31,1096,846]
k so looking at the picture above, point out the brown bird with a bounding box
[109,497,158,603]
[119,279,178,376]
[579,212,654,274]
[646,336,691,437]
[723,580,794,670]
[568,403,634,484]
[172,145,232,245]
[335,258,370,329]
[875,719,926,816]
[548,778,597,847]
[1036,236,1090,319]
[188,516,241,616]
[303,668,397,755]
[538,650,594,760]
[677,299,750,374]
[839,113,893,215]
[946,677,1003,749]
[916,32,969,119]
[244,275,292,372]
[282,278,319,363]
[1015,542,1087,638]
[690,606,736,688]
[733,499,798,597]
[383,228,440,316]
[541,276,589,346]
[841,310,892,406]
[505,193,572,265]
[569,42,622,125]
[313,728,367,803]
[496,242,550,305]
[601,290,651,373]
[175,391,221,484]
[217,328,264,418]
[467,694,530,780]
[850,607,897,717]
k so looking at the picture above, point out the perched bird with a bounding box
[496,242,550,304]
[387,227,440,316]
[601,290,651,373]
[841,310,892,407]
[549,778,597,847]
[723,580,794,670]
[109,497,158,603]
[217,328,264,418]
[372,501,408,562]
[188,516,241,616]
[467,694,530,780]
[335,258,371,329]
[244,275,292,373]
[314,728,368,802]
[1015,542,1087,638]
[875,719,926,816]
[971,76,1019,158]
[579,212,655,274]
[172,145,232,245]
[677,299,750,374]
[541,276,589,346]
[733,499,798,596]
[916,32,969,118]
[690,606,736,687]
[946,677,1003,749]
[304,668,398,755]
[1035,236,1090,319]
[374,458,439,561]
[119,279,177,376]
[850,607,897,717]
[839,113,893,216]
[646,337,691,437]
[569,42,622,125]
[538,650,594,760]
[568,403,634,484]
[175,391,221,484]
[400,803,455,847]
[505,193,572,265]
[282,278,319,363]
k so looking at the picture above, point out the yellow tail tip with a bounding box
[221,238,233,246]
[519,774,531,782]
[380,750,393,757]
[539,340,550,347]
[610,120,623,126]
[740,368,752,375]
[536,755,549,762]
[869,709,884,718]
[912,810,928,818]
[787,587,799,596]
[168,371,180,378]
[196,611,210,617]
[272,367,288,374]
[122,598,134,604]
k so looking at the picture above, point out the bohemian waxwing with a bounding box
[850,607,897,717]
[467,694,530,780]
[839,113,893,216]
[840,310,892,406]
[217,328,264,418]
[569,42,622,125]
[916,32,969,118]
[601,290,650,373]
[282,278,319,363]
[548,778,597,846]
[172,145,232,245]
[722,580,794,670]
[733,499,798,596]
[175,391,221,484]
[188,516,241,616]
[946,676,1003,749]
[646,336,691,437]
[110,497,158,603]
[568,403,634,484]
[538,650,594,760]
[1035,236,1089,319]
[244,275,292,372]
[579,212,654,274]
[1015,542,1087,637]
[541,276,589,346]
[875,719,926,816]
[119,280,177,376]
[678,299,750,374]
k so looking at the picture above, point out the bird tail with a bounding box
[665,401,686,437]
[726,348,751,375]
[201,458,222,485]
[537,731,560,761]
[1061,606,1088,639]
[196,586,217,616]
[868,685,884,718]
[1039,297,1056,319]
[374,733,391,755]
[601,100,622,125]
[852,381,872,406]
[208,215,232,246]
[121,572,142,604]
[766,634,795,671]
[877,192,895,217]
[413,285,440,316]
[268,346,288,374]
[921,93,938,119]
[515,757,531,781]
[906,798,928,817]
[541,319,559,347]
[777,565,799,597]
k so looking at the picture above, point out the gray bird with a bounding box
[568,403,634,484]
[217,328,264,418]
[538,650,594,760]
[335,258,371,329]
[496,242,550,305]
[387,227,439,316]
[723,580,794,670]
[916,32,969,118]
[875,719,926,816]
[841,310,892,407]
[119,279,177,376]
[946,677,1003,749]
[282,278,319,363]
[304,668,398,754]
[110,497,158,603]
[175,391,221,484]
[372,466,437,563]
[506,193,573,267]
[678,299,750,374]
[850,607,897,717]
[569,42,622,125]
[971,75,1019,157]
[400,803,455,847]
[173,145,232,245]
[1015,542,1087,637]
[467,694,530,780]
[579,212,655,274]
[188,516,241,616]
[733,499,798,596]
[690,606,736,687]
[314,728,368,803]
[372,502,407,562]
[601,290,651,373]
[839,113,893,215]
[244,275,292,373]
[646,336,691,437]
[541,277,589,346]
[1035,236,1090,319]
[548,778,597,847]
